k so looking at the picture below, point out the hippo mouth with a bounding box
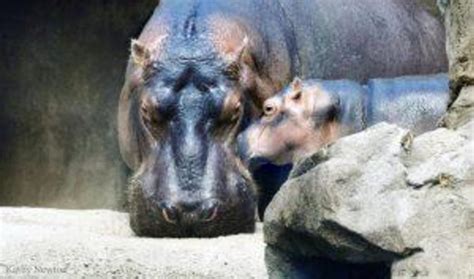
[127,174,256,238]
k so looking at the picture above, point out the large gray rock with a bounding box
[440,0,474,129]
[443,0,474,103]
[442,84,474,129]
[264,122,474,278]
[0,207,267,278]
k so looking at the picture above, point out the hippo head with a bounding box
[119,33,276,237]
[238,77,341,167]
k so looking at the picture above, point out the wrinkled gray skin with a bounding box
[118,0,447,237]
[277,0,447,81]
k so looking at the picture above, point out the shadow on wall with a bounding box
[0,0,157,209]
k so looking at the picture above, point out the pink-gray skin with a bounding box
[239,77,341,167]
[239,74,450,168]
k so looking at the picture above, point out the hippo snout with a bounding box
[160,199,220,225]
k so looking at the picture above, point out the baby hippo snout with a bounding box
[160,199,220,225]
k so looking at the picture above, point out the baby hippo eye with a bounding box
[263,104,274,116]
[262,99,278,117]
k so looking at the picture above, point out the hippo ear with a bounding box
[131,39,151,67]
[290,77,303,93]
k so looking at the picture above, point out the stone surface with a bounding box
[0,207,267,278]
[264,122,474,278]
[444,0,474,101]
[442,85,474,129]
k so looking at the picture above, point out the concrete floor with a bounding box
[0,207,267,278]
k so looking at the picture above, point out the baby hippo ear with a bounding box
[290,77,303,93]
[131,39,151,67]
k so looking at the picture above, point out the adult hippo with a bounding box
[118,0,447,237]
[239,74,449,217]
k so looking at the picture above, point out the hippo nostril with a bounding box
[160,203,179,224]
[199,200,219,222]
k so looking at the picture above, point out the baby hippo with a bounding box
[239,74,449,166]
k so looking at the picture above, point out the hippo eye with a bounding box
[262,99,278,117]
[142,62,163,81]
[215,93,243,131]
[224,63,241,81]
[231,101,242,122]
[140,96,163,138]
[263,104,275,116]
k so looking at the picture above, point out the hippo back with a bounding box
[366,74,449,135]
[278,0,447,82]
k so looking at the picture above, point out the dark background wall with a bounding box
[0,0,441,210]
[0,1,156,209]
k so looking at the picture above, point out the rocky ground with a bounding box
[0,208,267,278]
